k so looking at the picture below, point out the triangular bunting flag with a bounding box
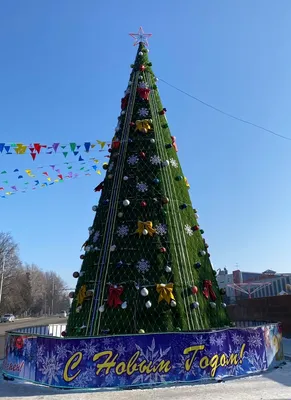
[63,152,68,158]
[84,142,91,152]
[52,143,60,152]
[70,143,77,152]
[31,153,36,161]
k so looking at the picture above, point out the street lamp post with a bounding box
[0,253,5,305]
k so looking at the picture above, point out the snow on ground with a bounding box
[283,337,291,358]
[0,361,291,400]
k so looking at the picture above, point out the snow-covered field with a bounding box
[0,361,290,400]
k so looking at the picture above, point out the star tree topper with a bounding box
[129,26,152,47]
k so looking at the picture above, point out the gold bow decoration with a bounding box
[135,119,152,133]
[135,221,156,237]
[76,285,87,306]
[156,283,175,304]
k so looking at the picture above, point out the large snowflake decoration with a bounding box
[136,182,148,192]
[116,225,129,238]
[184,224,194,236]
[155,223,167,236]
[169,158,178,168]
[136,259,151,274]
[247,331,263,348]
[132,338,171,385]
[93,231,100,243]
[127,154,139,165]
[150,155,161,165]
[138,107,149,117]
[68,370,92,388]
[38,353,63,385]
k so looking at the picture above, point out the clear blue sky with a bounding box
[1,0,291,290]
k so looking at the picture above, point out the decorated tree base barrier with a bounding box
[3,323,284,389]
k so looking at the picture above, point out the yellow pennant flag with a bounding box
[97,140,106,149]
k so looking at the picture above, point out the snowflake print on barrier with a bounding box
[136,259,151,274]
[150,155,161,165]
[38,353,63,385]
[169,158,178,168]
[80,340,98,360]
[138,107,149,117]
[93,231,100,243]
[55,343,70,361]
[155,223,167,236]
[127,154,139,166]
[247,331,263,348]
[116,225,129,238]
[184,224,194,236]
[231,332,244,346]
[132,338,171,385]
[116,343,126,356]
[136,182,148,193]
[216,334,226,351]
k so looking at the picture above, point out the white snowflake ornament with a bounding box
[150,155,161,165]
[138,82,148,89]
[169,158,178,168]
[116,225,129,238]
[136,182,148,192]
[184,224,194,236]
[155,223,167,236]
[136,259,151,274]
[127,155,139,165]
[138,108,149,117]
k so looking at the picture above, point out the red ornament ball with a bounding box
[139,65,146,71]
[160,247,167,253]
[141,201,147,207]
[191,286,199,295]
[61,331,67,337]
[192,225,199,231]
[139,151,146,159]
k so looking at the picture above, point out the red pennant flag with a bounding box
[34,143,41,153]
[58,174,63,180]
[31,153,36,160]
[42,172,49,176]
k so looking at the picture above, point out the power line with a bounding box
[159,78,291,142]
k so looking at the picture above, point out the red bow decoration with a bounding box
[202,280,217,301]
[137,87,151,101]
[107,285,124,308]
[121,94,129,110]
[94,181,104,192]
[171,136,178,152]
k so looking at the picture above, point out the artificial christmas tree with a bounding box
[67,30,229,337]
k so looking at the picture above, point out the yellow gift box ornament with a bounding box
[156,283,175,304]
[135,119,152,133]
[135,221,156,237]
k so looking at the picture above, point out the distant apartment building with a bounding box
[217,268,291,303]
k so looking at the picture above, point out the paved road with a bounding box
[0,316,67,359]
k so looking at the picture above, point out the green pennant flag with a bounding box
[61,145,66,149]
[3,180,8,184]
[1,171,7,174]
[63,152,68,158]
[70,143,76,152]
[67,166,72,169]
